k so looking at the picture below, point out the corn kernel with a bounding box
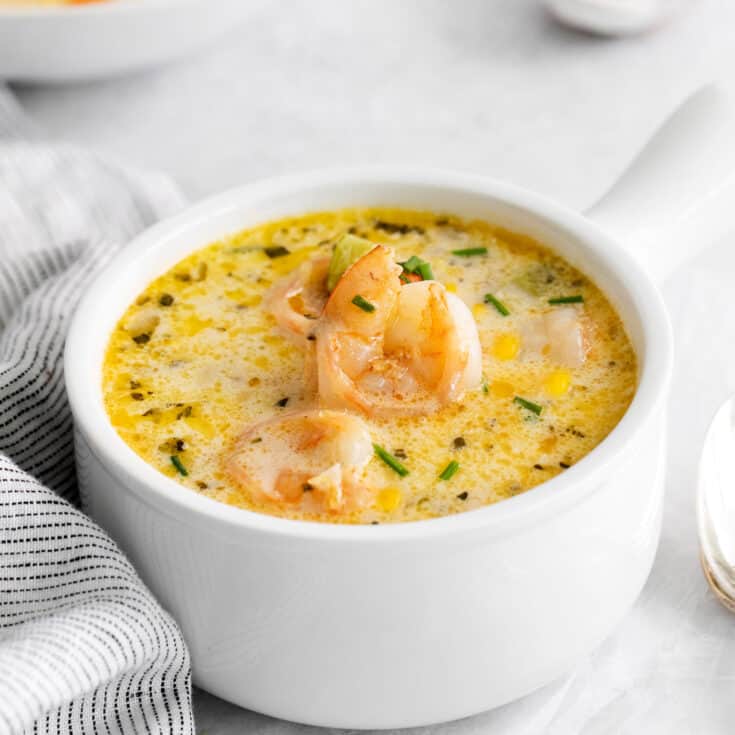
[181,314,212,336]
[490,380,515,398]
[109,410,135,429]
[492,333,520,361]
[539,436,558,453]
[377,487,402,512]
[545,369,571,397]
[184,416,216,438]
[472,303,487,319]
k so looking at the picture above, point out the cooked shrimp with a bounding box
[522,307,588,366]
[316,245,482,416]
[264,257,330,344]
[226,409,373,512]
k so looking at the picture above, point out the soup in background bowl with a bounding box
[102,207,637,524]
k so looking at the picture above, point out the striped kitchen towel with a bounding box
[0,89,194,733]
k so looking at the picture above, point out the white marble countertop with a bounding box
[15,1,735,732]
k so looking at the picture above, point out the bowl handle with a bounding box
[585,85,735,283]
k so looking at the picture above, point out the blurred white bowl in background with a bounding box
[545,0,684,36]
[0,0,266,83]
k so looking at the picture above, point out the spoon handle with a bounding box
[586,85,735,284]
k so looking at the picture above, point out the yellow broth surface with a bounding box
[103,208,637,524]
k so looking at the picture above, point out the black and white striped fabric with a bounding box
[0,89,194,733]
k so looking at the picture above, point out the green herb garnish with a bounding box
[264,246,291,258]
[513,396,543,416]
[481,377,489,394]
[451,247,487,257]
[351,294,376,313]
[373,444,409,477]
[548,295,584,305]
[374,220,424,235]
[399,255,434,281]
[483,293,509,316]
[439,460,460,481]
[170,455,188,477]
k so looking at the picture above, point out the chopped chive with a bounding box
[548,295,584,305]
[483,293,510,316]
[373,443,409,477]
[399,255,423,272]
[263,245,290,258]
[275,397,289,407]
[481,377,489,394]
[170,455,188,477]
[439,460,460,481]
[399,255,434,281]
[451,247,488,257]
[351,294,376,313]
[513,396,543,416]
[417,262,434,280]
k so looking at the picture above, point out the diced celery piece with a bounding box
[327,234,376,292]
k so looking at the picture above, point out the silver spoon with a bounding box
[698,396,735,612]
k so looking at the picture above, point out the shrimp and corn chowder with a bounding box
[0,1,105,6]
[103,208,637,524]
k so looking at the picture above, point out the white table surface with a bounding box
[15,1,735,732]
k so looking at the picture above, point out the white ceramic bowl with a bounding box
[65,87,735,728]
[0,0,264,82]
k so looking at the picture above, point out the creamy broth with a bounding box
[0,1,106,6]
[103,208,637,524]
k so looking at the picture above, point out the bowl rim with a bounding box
[64,167,674,543]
